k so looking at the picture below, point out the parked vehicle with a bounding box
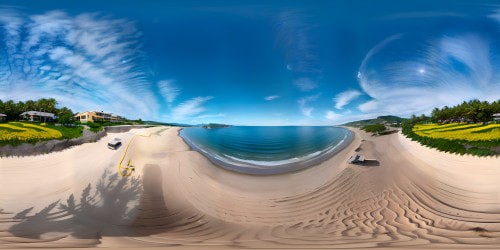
[107,138,122,150]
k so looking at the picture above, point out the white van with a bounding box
[107,138,122,150]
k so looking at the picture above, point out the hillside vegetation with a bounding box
[0,98,74,124]
[343,115,406,128]
[0,98,149,147]
[402,99,500,156]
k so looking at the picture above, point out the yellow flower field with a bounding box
[413,123,500,141]
[0,122,62,142]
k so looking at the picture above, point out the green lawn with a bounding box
[46,125,83,139]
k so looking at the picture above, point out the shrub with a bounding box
[362,124,386,133]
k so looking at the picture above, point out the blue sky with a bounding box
[1,0,500,125]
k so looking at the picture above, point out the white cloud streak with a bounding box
[274,11,319,75]
[172,96,214,120]
[264,95,280,101]
[0,9,160,119]
[293,77,317,91]
[357,33,500,117]
[325,110,342,121]
[298,93,320,117]
[334,90,362,109]
[157,80,180,105]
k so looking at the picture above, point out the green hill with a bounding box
[343,115,407,128]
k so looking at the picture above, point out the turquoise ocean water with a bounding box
[180,126,352,175]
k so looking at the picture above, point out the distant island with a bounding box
[202,123,231,129]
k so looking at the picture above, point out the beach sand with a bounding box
[1,126,500,249]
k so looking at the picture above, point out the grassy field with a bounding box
[0,122,83,146]
[413,123,500,141]
[404,123,500,156]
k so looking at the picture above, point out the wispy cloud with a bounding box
[381,11,465,20]
[264,95,280,101]
[298,93,320,117]
[274,11,321,93]
[325,110,342,121]
[357,33,500,117]
[274,11,319,75]
[172,96,213,120]
[191,113,225,120]
[157,80,180,105]
[488,9,500,22]
[358,100,379,113]
[0,9,159,119]
[334,90,362,109]
[293,77,317,91]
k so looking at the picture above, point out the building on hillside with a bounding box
[74,111,124,123]
[494,113,500,122]
[0,113,6,122]
[19,111,55,122]
[111,114,124,122]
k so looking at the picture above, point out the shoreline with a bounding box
[178,126,354,175]
[3,126,500,248]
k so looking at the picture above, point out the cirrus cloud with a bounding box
[298,93,320,117]
[264,95,280,101]
[357,33,500,117]
[0,9,160,119]
[157,80,180,105]
[334,90,362,110]
[293,77,317,91]
[325,110,342,121]
[172,96,214,120]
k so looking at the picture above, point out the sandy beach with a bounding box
[1,126,500,249]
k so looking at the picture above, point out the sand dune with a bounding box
[1,126,500,249]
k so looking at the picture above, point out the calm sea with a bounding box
[180,126,352,175]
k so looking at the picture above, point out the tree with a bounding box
[0,98,72,122]
[362,124,386,133]
[25,100,35,111]
[3,100,17,121]
[35,98,57,113]
[56,107,74,125]
[412,99,500,125]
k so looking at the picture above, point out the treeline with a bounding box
[0,98,73,124]
[430,99,500,124]
[0,98,144,126]
[401,99,500,157]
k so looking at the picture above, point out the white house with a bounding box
[20,111,55,122]
[494,113,500,122]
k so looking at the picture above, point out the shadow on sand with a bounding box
[131,164,175,233]
[7,167,144,242]
[358,160,380,167]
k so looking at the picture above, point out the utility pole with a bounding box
[40,108,45,123]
